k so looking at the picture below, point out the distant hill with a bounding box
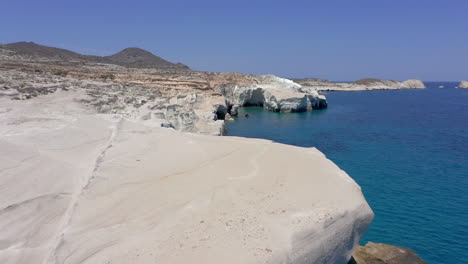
[291,77,331,83]
[4,42,96,61]
[104,47,188,69]
[353,78,398,85]
[1,42,190,69]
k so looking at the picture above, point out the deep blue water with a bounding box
[225,82,468,263]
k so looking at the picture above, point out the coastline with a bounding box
[0,43,432,263]
[225,87,466,263]
[1,0,463,260]
[0,91,373,263]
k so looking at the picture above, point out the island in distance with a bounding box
[457,80,468,88]
[0,41,427,264]
[293,78,426,91]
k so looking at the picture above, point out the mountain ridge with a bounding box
[1,41,190,69]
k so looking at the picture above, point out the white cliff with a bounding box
[401,79,426,89]
[218,75,327,115]
[0,69,327,135]
[0,46,328,134]
[458,81,468,88]
[0,91,372,264]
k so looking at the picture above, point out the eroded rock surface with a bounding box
[0,45,327,134]
[0,69,226,134]
[0,92,373,264]
[218,75,327,114]
[0,42,377,264]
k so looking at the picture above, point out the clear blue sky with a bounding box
[1,0,467,81]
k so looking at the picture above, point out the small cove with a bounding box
[225,82,468,263]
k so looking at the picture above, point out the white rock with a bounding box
[0,92,373,264]
[0,88,19,96]
[400,79,426,89]
[224,113,234,121]
[458,81,468,88]
[230,104,240,116]
[220,75,327,113]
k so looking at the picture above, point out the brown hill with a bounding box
[104,47,189,69]
[2,42,189,69]
[4,42,103,62]
[353,78,397,85]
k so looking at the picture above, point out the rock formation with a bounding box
[0,90,373,264]
[0,69,227,135]
[458,81,468,88]
[218,75,327,115]
[0,42,394,264]
[294,78,426,91]
[0,41,436,264]
[350,242,427,264]
[400,79,426,89]
[0,43,327,134]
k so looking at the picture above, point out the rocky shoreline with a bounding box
[0,44,327,136]
[0,88,372,264]
[218,75,327,115]
[0,42,427,263]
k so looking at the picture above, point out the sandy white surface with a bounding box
[0,91,373,264]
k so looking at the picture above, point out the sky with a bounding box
[1,0,467,81]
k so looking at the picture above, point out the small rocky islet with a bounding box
[457,80,468,88]
[0,42,427,263]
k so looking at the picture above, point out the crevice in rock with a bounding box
[42,118,122,264]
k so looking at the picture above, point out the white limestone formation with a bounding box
[218,75,327,114]
[400,79,426,89]
[457,81,468,88]
[0,91,372,264]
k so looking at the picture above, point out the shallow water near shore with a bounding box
[225,82,468,263]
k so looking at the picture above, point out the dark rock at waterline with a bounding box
[229,104,240,116]
[349,242,427,264]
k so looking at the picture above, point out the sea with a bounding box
[225,82,468,263]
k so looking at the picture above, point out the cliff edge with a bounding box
[0,92,372,264]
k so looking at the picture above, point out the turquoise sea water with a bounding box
[225,82,468,263]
